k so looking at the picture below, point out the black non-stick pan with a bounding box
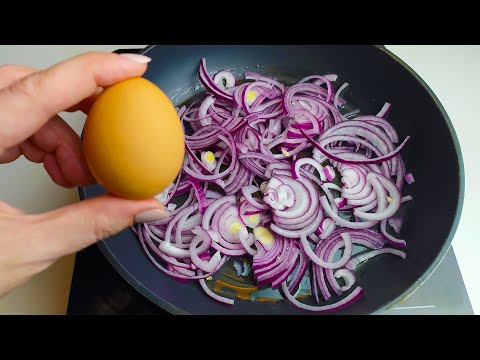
[79,45,464,314]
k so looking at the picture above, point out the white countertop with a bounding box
[0,45,477,314]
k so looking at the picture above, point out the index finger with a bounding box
[0,51,150,150]
[0,64,101,115]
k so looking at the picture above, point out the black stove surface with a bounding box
[67,243,169,315]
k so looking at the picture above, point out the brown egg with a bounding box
[83,77,185,200]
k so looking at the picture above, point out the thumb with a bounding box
[31,195,168,259]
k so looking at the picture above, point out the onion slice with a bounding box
[300,233,353,269]
[281,282,364,313]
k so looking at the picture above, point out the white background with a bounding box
[0,45,477,314]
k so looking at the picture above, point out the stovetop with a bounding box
[66,239,473,315]
[67,47,474,315]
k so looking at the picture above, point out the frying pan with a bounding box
[78,45,464,314]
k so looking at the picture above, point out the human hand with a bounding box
[0,52,168,297]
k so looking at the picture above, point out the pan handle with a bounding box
[113,48,145,54]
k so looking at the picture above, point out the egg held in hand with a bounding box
[82,77,185,200]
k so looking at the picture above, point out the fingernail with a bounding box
[134,209,170,223]
[119,53,152,64]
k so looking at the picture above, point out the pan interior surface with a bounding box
[81,45,463,315]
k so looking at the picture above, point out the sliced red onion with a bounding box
[321,196,378,229]
[271,215,322,238]
[300,233,353,269]
[245,72,285,93]
[323,165,336,181]
[271,247,301,289]
[134,59,413,313]
[158,241,191,259]
[380,219,406,248]
[388,216,404,234]
[281,282,364,313]
[254,237,296,285]
[198,59,233,102]
[213,70,236,90]
[138,225,225,280]
[206,190,223,199]
[291,157,326,182]
[334,269,356,291]
[334,82,349,111]
[155,182,175,204]
[405,173,415,184]
[233,83,249,108]
[299,74,338,84]
[183,178,209,214]
[301,129,410,165]
[283,83,333,116]
[353,115,399,143]
[334,197,347,209]
[190,227,222,272]
[198,95,215,126]
[241,185,270,210]
[201,196,236,230]
[143,227,191,268]
[163,204,198,243]
[238,201,262,228]
[402,195,413,203]
[166,203,177,212]
[198,270,234,305]
[210,240,247,256]
[263,178,296,211]
[318,217,335,240]
[352,173,401,221]
[312,228,385,299]
[239,231,258,256]
[287,246,309,293]
[217,208,243,243]
[376,102,391,118]
[269,175,314,219]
